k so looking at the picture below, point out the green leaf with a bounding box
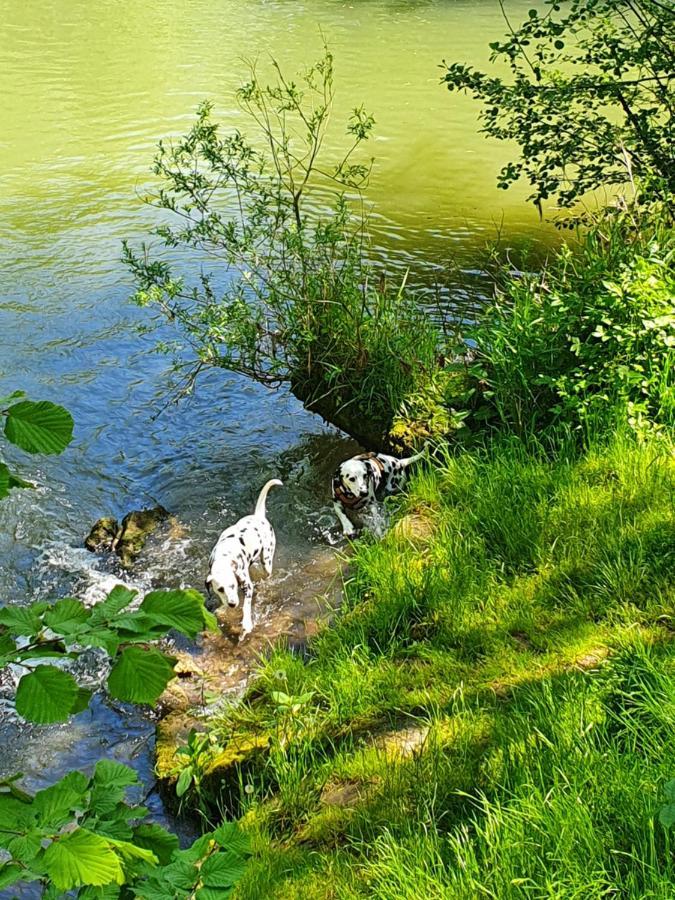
[111,612,168,638]
[139,589,210,638]
[106,836,158,867]
[659,803,675,829]
[89,761,138,815]
[0,463,8,499]
[88,586,138,626]
[7,828,42,863]
[44,598,91,634]
[0,631,19,667]
[71,687,93,715]
[196,887,235,900]
[0,793,36,835]
[175,767,193,798]
[0,390,26,405]
[42,828,124,891]
[4,400,74,455]
[132,824,179,866]
[79,885,122,899]
[0,604,43,636]
[0,862,23,891]
[33,771,89,828]
[92,760,139,792]
[107,647,176,705]
[15,666,80,723]
[0,464,32,500]
[200,850,248,888]
[212,822,251,857]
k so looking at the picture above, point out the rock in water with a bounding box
[85,506,169,566]
[84,516,119,553]
[112,506,170,567]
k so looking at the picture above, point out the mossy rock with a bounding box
[85,505,170,566]
[390,512,436,548]
[84,516,119,553]
[113,506,169,567]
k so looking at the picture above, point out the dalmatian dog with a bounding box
[206,479,282,639]
[331,448,427,537]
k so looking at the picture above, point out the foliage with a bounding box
[469,209,675,436]
[443,0,675,211]
[170,728,225,825]
[0,762,250,897]
[0,585,216,723]
[389,362,474,451]
[0,391,73,499]
[124,49,442,449]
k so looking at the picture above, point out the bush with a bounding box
[470,208,675,437]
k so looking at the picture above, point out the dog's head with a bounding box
[337,458,371,500]
[206,561,240,608]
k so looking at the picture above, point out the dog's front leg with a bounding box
[240,579,254,640]
[333,501,357,538]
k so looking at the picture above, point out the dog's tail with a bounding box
[254,478,283,517]
[401,441,431,467]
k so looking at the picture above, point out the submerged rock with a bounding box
[85,505,169,567]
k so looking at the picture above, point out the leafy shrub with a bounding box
[0,584,216,723]
[471,210,675,436]
[0,762,250,897]
[0,390,73,498]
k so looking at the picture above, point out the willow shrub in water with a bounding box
[124,49,443,450]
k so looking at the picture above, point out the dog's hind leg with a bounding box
[240,578,254,640]
[261,533,276,577]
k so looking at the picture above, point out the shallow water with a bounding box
[0,0,553,838]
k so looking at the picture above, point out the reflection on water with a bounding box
[1,0,553,817]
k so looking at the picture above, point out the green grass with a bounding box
[191,431,675,898]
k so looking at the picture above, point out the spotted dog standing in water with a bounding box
[206,479,282,640]
[331,448,427,537]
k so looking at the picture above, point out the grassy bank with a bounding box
[188,430,675,898]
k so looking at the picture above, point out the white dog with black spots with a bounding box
[331,448,426,537]
[206,478,282,639]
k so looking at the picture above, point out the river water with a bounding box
[0,0,551,831]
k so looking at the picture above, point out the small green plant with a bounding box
[470,210,675,437]
[171,728,224,822]
[389,363,474,450]
[0,762,251,897]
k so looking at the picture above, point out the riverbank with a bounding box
[150,203,675,897]
[158,430,674,897]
